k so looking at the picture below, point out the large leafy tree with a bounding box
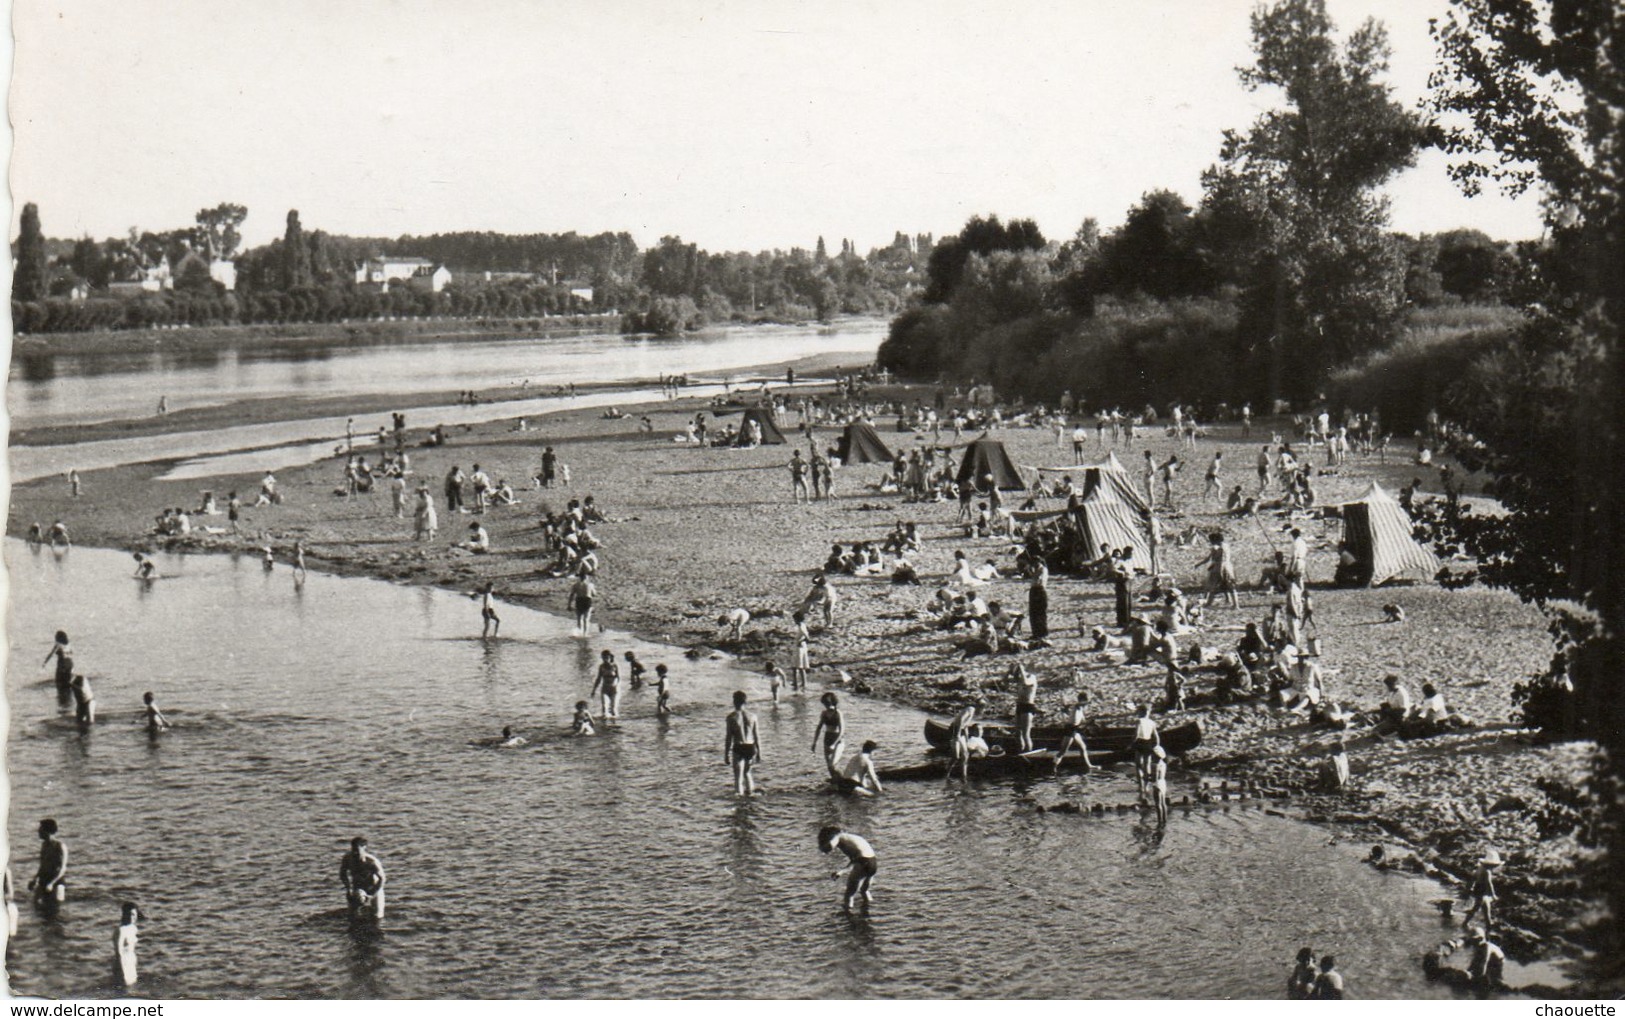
[13,202,48,301]
[1428,0,1624,966]
[195,203,247,261]
[1205,0,1432,399]
[921,214,1046,304]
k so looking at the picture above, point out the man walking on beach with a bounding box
[789,450,811,503]
[724,691,761,796]
[541,447,558,488]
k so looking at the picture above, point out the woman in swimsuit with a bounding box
[818,826,877,911]
[44,631,74,690]
[590,650,621,720]
[810,692,845,764]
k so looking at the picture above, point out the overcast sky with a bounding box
[9,0,1543,254]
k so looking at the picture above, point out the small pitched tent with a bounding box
[1080,452,1151,518]
[728,406,787,446]
[956,435,1025,491]
[837,420,893,465]
[1072,489,1153,573]
[1335,482,1440,586]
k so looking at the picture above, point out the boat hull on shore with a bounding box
[922,716,1203,759]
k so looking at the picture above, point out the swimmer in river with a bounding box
[498,725,527,748]
[70,674,96,728]
[339,836,387,919]
[114,902,140,987]
[653,664,672,717]
[810,691,845,764]
[472,581,500,638]
[572,701,596,736]
[817,825,877,911]
[44,630,74,690]
[142,692,170,733]
[29,819,67,906]
[590,649,621,720]
[830,740,884,796]
[724,691,761,796]
[133,552,157,580]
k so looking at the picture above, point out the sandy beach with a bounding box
[6,375,1595,963]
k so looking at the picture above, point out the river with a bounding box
[6,542,1484,999]
[6,321,889,484]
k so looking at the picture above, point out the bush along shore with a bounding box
[7,380,1601,979]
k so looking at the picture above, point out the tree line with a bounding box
[12,201,933,336]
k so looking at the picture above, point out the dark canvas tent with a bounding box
[726,406,787,446]
[837,420,893,465]
[956,435,1025,491]
[1072,489,1153,573]
[1334,482,1440,586]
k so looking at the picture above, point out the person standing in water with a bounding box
[817,825,877,911]
[142,692,170,734]
[724,691,761,796]
[1054,690,1095,774]
[764,661,787,704]
[652,664,673,717]
[114,902,140,988]
[133,552,158,580]
[29,819,67,906]
[590,650,621,721]
[473,581,500,638]
[1150,745,1170,828]
[568,567,596,635]
[339,837,386,919]
[1132,703,1161,801]
[70,674,96,729]
[44,631,74,691]
[811,692,845,764]
[292,540,308,586]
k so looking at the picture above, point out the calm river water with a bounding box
[7,321,888,431]
[6,543,1474,998]
[6,322,887,485]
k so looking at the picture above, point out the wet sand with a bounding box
[5,377,1596,964]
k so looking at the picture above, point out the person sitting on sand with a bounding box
[1320,737,1351,790]
[1373,674,1411,734]
[1278,647,1324,715]
[572,701,596,736]
[830,740,884,796]
[492,481,519,506]
[458,522,491,554]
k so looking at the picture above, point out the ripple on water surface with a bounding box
[8,543,1476,998]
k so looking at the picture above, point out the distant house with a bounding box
[566,284,594,304]
[356,256,449,293]
[107,258,173,296]
[210,259,237,291]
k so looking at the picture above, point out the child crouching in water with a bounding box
[572,700,595,736]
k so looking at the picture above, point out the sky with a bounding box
[8,0,1544,255]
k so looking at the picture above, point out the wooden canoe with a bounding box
[878,718,1202,783]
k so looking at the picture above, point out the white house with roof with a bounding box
[356,256,450,293]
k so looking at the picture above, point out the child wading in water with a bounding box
[818,825,877,911]
[472,581,500,638]
[653,664,672,717]
[764,661,787,704]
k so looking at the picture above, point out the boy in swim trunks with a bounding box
[817,825,877,910]
[473,581,500,638]
[724,691,761,796]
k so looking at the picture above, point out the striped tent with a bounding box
[1335,482,1440,586]
[1033,452,1151,517]
[1073,488,1153,574]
